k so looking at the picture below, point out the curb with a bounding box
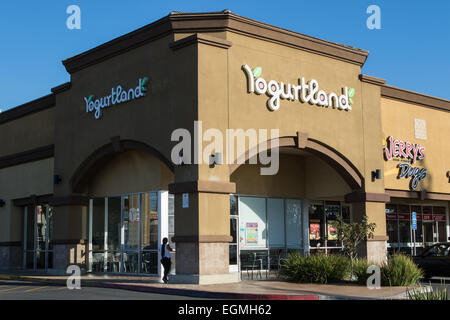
[0,275,318,300]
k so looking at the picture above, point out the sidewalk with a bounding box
[0,271,423,300]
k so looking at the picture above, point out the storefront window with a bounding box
[239,197,267,248]
[386,204,398,245]
[385,204,448,256]
[24,204,54,270]
[309,203,325,249]
[422,206,434,243]
[286,199,302,250]
[89,191,165,275]
[398,205,411,244]
[267,198,285,248]
[324,201,340,248]
[434,207,447,242]
[92,198,105,252]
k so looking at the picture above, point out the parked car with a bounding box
[413,243,450,278]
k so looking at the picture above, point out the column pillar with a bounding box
[347,194,389,265]
[169,181,238,284]
[50,196,88,273]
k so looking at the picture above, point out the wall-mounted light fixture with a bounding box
[447,171,450,182]
[209,152,223,168]
[54,174,62,185]
[0,199,5,207]
[371,169,382,182]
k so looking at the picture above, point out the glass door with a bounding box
[141,192,159,274]
[229,216,239,273]
[122,194,140,273]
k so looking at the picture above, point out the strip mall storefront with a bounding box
[0,11,448,284]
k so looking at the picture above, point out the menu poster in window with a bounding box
[245,223,258,244]
[309,222,320,240]
[327,221,338,240]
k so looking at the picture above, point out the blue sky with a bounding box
[0,0,449,111]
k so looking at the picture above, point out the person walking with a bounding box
[159,237,173,283]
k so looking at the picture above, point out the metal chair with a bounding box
[240,252,264,280]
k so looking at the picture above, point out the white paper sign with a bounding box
[182,193,189,208]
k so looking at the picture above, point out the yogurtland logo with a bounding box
[242,65,355,111]
[84,77,148,119]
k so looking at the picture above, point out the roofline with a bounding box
[381,84,450,112]
[62,10,369,74]
[0,94,55,125]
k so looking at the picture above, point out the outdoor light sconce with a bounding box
[54,174,62,185]
[209,152,223,168]
[371,169,382,182]
[0,199,5,207]
[447,171,450,183]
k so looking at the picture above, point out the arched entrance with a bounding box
[229,134,364,279]
[69,139,175,275]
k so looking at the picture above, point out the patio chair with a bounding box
[240,252,263,280]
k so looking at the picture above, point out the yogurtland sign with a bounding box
[242,64,355,112]
[84,77,148,119]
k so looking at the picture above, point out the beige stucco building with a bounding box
[0,11,449,284]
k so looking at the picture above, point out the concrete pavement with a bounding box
[0,279,204,300]
[0,271,430,300]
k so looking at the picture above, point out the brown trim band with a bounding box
[171,235,233,243]
[51,239,87,245]
[0,145,54,170]
[386,189,450,201]
[0,94,55,125]
[0,241,22,247]
[381,84,450,112]
[63,11,368,74]
[359,74,386,86]
[170,33,232,50]
[13,194,53,207]
[49,195,89,207]
[305,139,363,190]
[368,235,389,241]
[229,135,364,190]
[51,82,71,94]
[169,181,236,194]
[345,191,391,203]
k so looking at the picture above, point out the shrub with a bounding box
[280,253,351,284]
[407,284,448,300]
[353,258,372,285]
[381,254,423,286]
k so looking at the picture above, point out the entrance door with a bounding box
[229,216,239,273]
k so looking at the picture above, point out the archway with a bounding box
[228,134,365,279]
[71,139,174,194]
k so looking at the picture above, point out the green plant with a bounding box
[279,253,351,284]
[407,283,448,300]
[353,258,373,285]
[381,254,423,286]
[334,215,376,278]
